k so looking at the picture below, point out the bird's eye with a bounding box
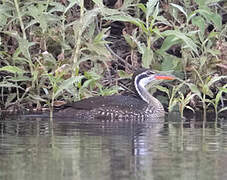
[146,70,154,76]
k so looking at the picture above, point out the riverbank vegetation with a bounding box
[0,0,227,119]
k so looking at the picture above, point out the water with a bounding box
[0,114,227,180]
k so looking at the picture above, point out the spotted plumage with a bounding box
[55,69,174,121]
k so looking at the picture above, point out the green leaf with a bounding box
[202,84,213,97]
[0,65,25,74]
[170,3,187,18]
[195,0,206,7]
[27,5,48,32]
[150,2,159,26]
[195,9,222,30]
[158,35,181,53]
[17,38,35,59]
[81,79,94,89]
[146,0,159,18]
[219,87,227,93]
[81,8,100,32]
[123,34,135,48]
[86,43,111,58]
[117,70,131,79]
[64,0,80,14]
[185,105,195,113]
[187,83,202,99]
[92,0,104,7]
[218,107,227,113]
[215,90,223,106]
[0,82,24,90]
[29,94,47,102]
[162,30,198,55]
[53,76,84,99]
[191,16,205,41]
[207,76,227,87]
[2,31,35,60]
[137,3,146,14]
[155,15,172,26]
[209,13,222,30]
[160,54,180,71]
[5,93,16,107]
[156,85,170,97]
[9,76,32,82]
[49,2,66,13]
[104,15,145,31]
[142,47,153,68]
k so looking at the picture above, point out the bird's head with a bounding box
[133,69,175,88]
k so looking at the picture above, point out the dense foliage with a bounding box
[0,0,227,119]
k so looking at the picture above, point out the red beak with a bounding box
[155,75,175,80]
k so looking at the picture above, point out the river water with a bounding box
[0,113,227,180]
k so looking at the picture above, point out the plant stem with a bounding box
[72,0,84,76]
[202,94,207,121]
[14,0,26,40]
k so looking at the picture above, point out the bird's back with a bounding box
[54,95,150,120]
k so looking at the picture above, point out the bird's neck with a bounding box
[136,84,164,112]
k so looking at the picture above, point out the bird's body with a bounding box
[54,69,174,121]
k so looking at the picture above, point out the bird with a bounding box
[54,69,175,121]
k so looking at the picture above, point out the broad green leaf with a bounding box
[81,79,94,89]
[104,15,145,31]
[196,9,222,30]
[86,43,111,58]
[142,47,153,68]
[187,83,202,99]
[0,65,25,74]
[192,16,205,41]
[123,34,135,48]
[158,35,181,53]
[137,3,146,14]
[49,2,66,13]
[17,38,35,59]
[219,87,227,93]
[184,93,196,104]
[150,2,159,26]
[202,84,213,97]
[2,31,35,59]
[215,90,223,106]
[170,3,187,18]
[208,13,222,30]
[27,5,48,32]
[195,0,206,7]
[199,56,207,70]
[146,0,159,18]
[162,30,198,55]
[53,76,84,99]
[161,54,180,71]
[156,85,170,97]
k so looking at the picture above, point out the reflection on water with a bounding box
[0,114,227,180]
